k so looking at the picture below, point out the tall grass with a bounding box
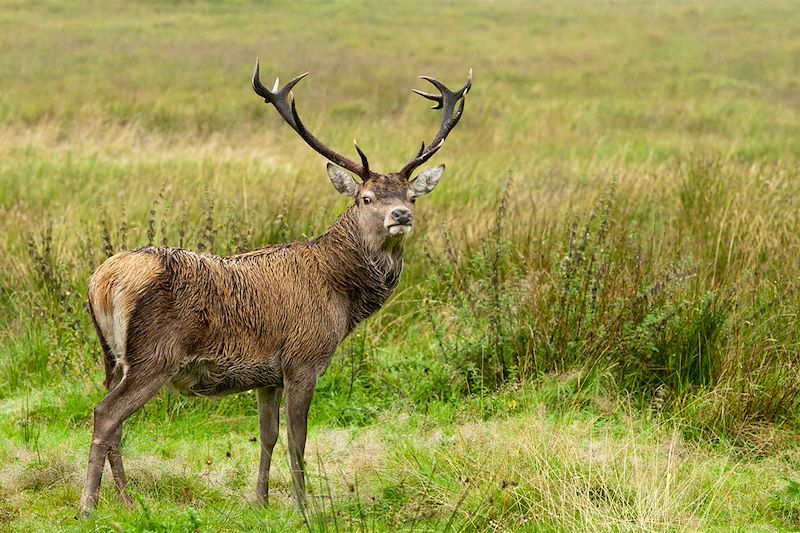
[7,155,799,439]
[419,165,800,439]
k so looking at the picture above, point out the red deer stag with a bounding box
[79,59,471,515]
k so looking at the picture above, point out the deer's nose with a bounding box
[391,207,413,225]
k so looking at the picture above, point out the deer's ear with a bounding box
[410,164,445,196]
[327,163,359,197]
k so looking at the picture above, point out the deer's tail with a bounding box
[88,298,117,390]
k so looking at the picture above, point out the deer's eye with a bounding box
[362,196,372,205]
[409,196,417,204]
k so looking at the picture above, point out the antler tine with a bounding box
[422,69,472,132]
[252,58,308,132]
[354,140,370,177]
[400,69,472,179]
[253,58,373,180]
[403,139,445,173]
[411,89,443,109]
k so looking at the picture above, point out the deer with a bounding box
[78,59,471,516]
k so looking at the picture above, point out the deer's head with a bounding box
[252,61,470,248]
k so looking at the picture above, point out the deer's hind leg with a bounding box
[106,412,134,509]
[88,298,136,508]
[79,350,177,516]
[92,325,135,508]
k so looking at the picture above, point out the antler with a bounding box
[252,58,375,180]
[399,69,472,179]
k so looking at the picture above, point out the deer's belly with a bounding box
[169,355,283,397]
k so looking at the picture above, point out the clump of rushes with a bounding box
[422,178,800,441]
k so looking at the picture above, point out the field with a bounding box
[2,1,800,531]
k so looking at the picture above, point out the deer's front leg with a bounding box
[255,386,282,505]
[284,377,316,505]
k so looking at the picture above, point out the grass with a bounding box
[2,0,800,530]
[4,379,800,531]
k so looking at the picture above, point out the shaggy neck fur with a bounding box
[311,206,405,331]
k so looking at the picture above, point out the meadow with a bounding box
[1,1,800,530]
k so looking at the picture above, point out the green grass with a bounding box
[4,378,800,531]
[2,0,800,530]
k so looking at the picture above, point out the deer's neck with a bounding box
[311,207,404,331]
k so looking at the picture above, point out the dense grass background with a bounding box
[2,1,800,531]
